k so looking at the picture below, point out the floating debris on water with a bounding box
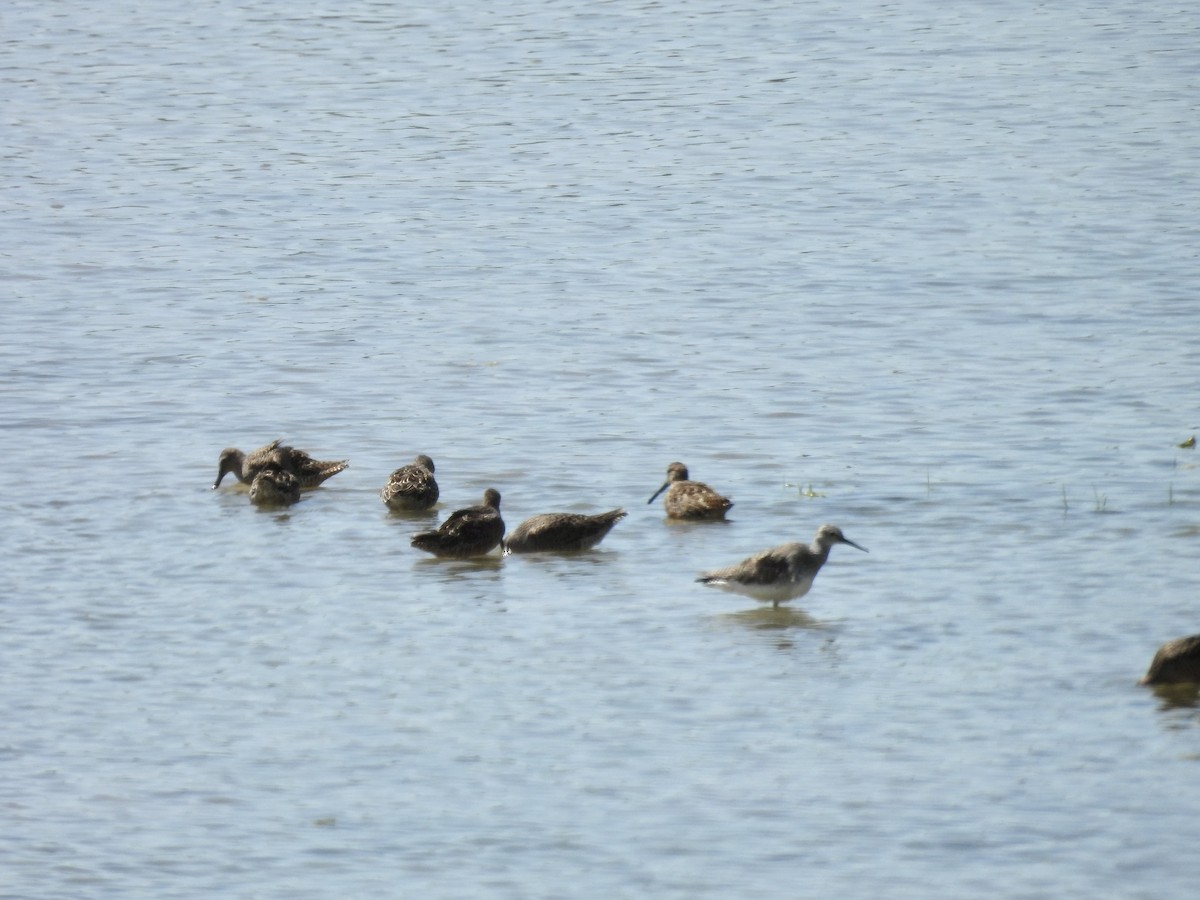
[785,482,825,498]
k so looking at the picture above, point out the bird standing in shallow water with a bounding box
[213,439,348,489]
[248,469,301,507]
[411,488,505,558]
[381,455,439,511]
[505,509,626,554]
[697,524,867,606]
[647,462,732,520]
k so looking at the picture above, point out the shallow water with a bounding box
[3,1,1200,897]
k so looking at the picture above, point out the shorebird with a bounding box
[696,524,867,606]
[647,462,732,520]
[411,488,505,558]
[213,439,348,489]
[1140,634,1200,686]
[248,469,301,507]
[504,509,626,554]
[381,455,439,511]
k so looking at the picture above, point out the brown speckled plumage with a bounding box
[647,462,732,520]
[381,455,439,511]
[411,488,505,559]
[213,439,348,490]
[248,469,301,507]
[505,509,626,554]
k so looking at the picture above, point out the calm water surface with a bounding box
[3,1,1200,897]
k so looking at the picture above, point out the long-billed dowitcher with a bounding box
[647,461,732,520]
[504,509,627,554]
[1140,634,1200,686]
[696,524,867,606]
[411,488,505,558]
[213,439,348,489]
[381,455,439,511]
[248,469,301,507]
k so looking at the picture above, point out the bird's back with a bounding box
[506,509,626,553]
[665,481,733,520]
[382,462,439,510]
[412,503,504,558]
[249,469,301,507]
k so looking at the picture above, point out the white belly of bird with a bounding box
[710,572,816,604]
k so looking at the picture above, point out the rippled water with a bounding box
[4,1,1200,897]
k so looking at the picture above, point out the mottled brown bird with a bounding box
[647,462,732,520]
[411,488,505,559]
[248,469,301,507]
[214,439,347,489]
[381,455,439,511]
[505,509,626,554]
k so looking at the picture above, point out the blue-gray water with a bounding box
[3,1,1199,897]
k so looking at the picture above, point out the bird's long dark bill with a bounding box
[844,538,868,552]
[647,482,669,504]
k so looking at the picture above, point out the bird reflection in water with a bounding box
[1147,683,1200,712]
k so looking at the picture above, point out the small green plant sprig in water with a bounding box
[785,481,825,499]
